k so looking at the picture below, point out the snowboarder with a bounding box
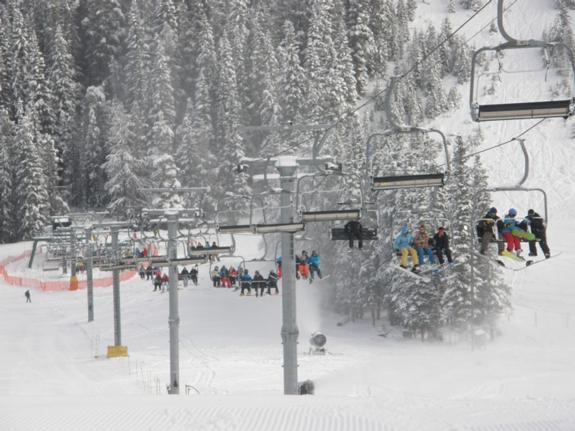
[344,220,363,249]
[501,208,523,255]
[476,207,504,255]
[414,224,435,265]
[523,209,550,258]
[229,266,238,286]
[220,266,231,288]
[299,251,310,279]
[25,289,31,303]
[239,269,253,296]
[307,250,322,282]
[393,224,419,271]
[267,270,279,295]
[252,270,266,297]
[432,227,453,265]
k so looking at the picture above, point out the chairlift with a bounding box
[469,0,575,122]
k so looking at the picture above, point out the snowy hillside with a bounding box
[2,1,575,430]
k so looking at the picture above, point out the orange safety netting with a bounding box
[0,251,136,291]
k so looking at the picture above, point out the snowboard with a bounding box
[512,252,561,271]
[475,251,506,268]
[511,227,536,241]
[499,249,532,265]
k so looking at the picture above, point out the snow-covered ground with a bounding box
[2,1,575,430]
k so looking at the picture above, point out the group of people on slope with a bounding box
[237,268,280,297]
[394,224,453,272]
[276,250,322,282]
[477,207,550,258]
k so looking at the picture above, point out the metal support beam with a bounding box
[86,228,94,322]
[111,228,122,346]
[277,160,299,395]
[167,214,180,394]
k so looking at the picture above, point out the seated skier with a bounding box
[414,224,435,265]
[344,220,363,249]
[432,227,453,265]
[393,224,419,272]
[476,207,504,255]
[523,209,550,259]
[307,250,322,282]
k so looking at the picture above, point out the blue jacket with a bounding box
[239,273,252,283]
[307,254,320,267]
[501,216,519,233]
[394,225,415,250]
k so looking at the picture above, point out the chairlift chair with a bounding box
[469,0,575,122]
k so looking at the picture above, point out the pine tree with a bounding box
[0,109,15,242]
[125,0,149,110]
[346,0,374,95]
[104,103,148,219]
[13,111,50,240]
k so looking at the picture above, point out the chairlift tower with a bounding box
[234,155,337,395]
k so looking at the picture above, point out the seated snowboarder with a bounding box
[476,207,504,255]
[414,224,435,265]
[521,209,550,259]
[344,220,363,249]
[432,227,453,265]
[252,270,266,297]
[501,208,524,256]
[393,224,419,272]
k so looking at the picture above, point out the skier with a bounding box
[145,265,153,280]
[524,209,551,258]
[476,207,504,255]
[180,267,189,287]
[432,227,453,265]
[307,250,322,282]
[299,251,310,279]
[220,265,231,288]
[501,208,522,255]
[190,265,198,286]
[153,273,162,292]
[267,270,279,295]
[25,289,31,303]
[393,224,419,271]
[276,256,282,278]
[344,220,363,249]
[252,270,266,297]
[229,266,238,287]
[138,265,146,280]
[211,266,221,287]
[239,269,253,296]
[161,273,169,292]
[414,224,435,265]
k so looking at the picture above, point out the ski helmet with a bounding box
[527,209,534,215]
[508,208,517,217]
[489,207,497,214]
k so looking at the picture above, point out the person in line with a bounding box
[180,267,189,287]
[138,264,146,280]
[307,250,322,282]
[414,224,435,266]
[344,220,363,249]
[161,273,170,292]
[25,289,31,303]
[501,208,522,256]
[220,265,231,288]
[476,207,504,255]
[153,273,162,292]
[393,224,419,271]
[239,269,253,296]
[267,270,279,295]
[252,270,266,297]
[190,265,198,286]
[523,209,551,259]
[145,265,153,280]
[432,227,453,265]
[211,266,221,287]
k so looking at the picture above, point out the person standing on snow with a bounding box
[394,224,419,271]
[25,290,31,303]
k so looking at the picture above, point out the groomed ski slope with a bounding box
[2,1,575,430]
